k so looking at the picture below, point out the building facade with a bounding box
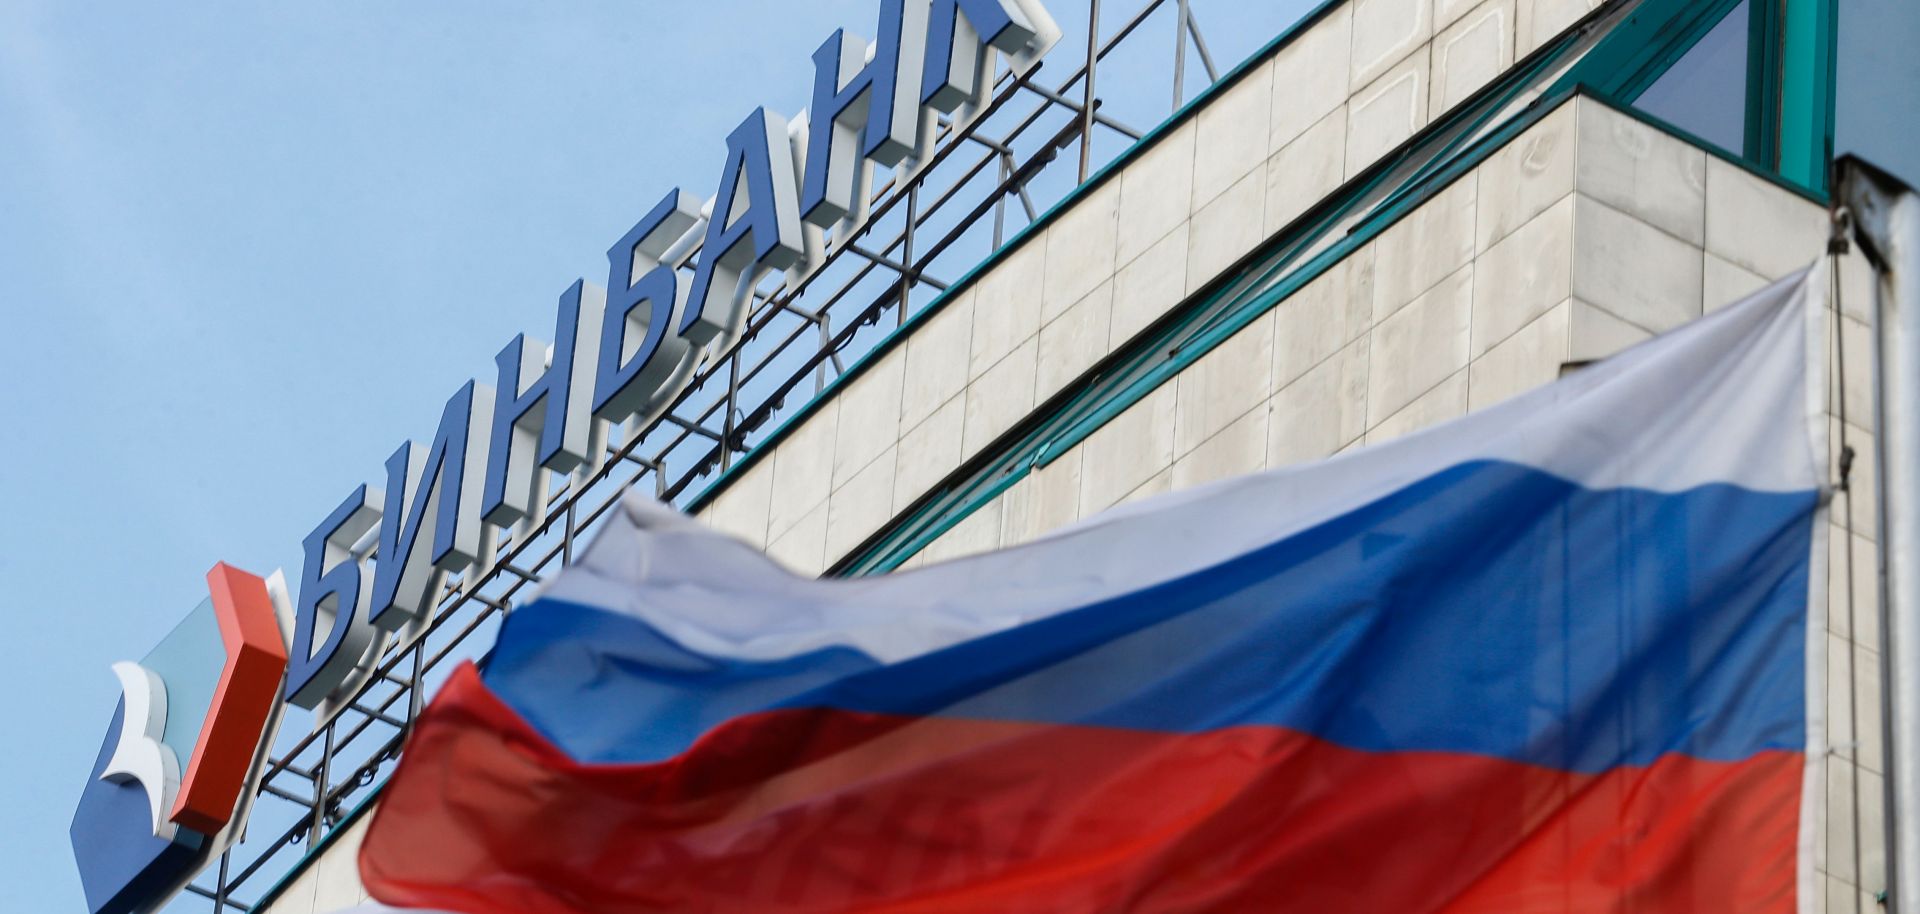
[111,0,1889,910]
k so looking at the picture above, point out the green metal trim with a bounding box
[841,68,1604,575]
[1553,0,1743,103]
[1357,49,1570,224]
[1778,0,1838,193]
[678,0,1351,517]
[1746,0,1784,166]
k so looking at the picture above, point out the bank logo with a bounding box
[71,564,290,914]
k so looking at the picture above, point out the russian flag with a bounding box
[357,268,1829,913]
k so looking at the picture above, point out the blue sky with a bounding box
[7,0,1915,911]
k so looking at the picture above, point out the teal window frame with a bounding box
[1555,0,1837,194]
[1777,0,1838,193]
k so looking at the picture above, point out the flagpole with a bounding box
[1839,154,1920,912]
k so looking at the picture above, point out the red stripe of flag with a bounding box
[363,664,1798,913]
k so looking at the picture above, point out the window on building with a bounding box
[1633,0,1753,157]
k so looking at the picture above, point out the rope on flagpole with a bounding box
[1831,206,1869,913]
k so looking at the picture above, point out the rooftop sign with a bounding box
[284,0,1058,712]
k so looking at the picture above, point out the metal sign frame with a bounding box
[175,0,1237,909]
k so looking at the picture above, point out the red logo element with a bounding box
[168,563,289,834]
